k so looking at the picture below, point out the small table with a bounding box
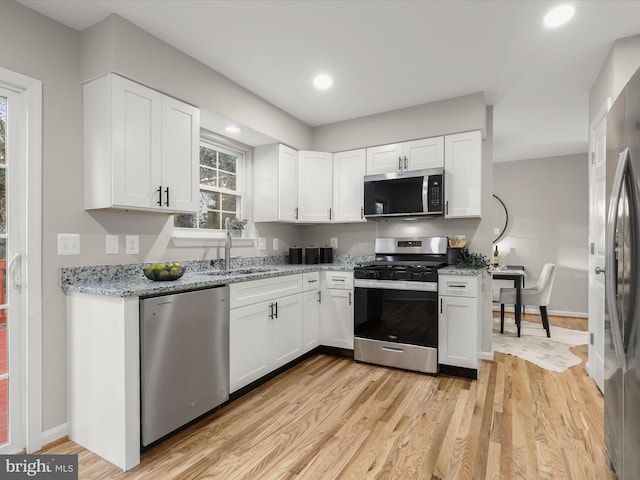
[492,269,526,337]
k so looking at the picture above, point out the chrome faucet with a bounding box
[224,217,232,272]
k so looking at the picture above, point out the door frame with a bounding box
[0,67,42,453]
[587,98,610,393]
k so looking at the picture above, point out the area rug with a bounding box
[492,317,589,373]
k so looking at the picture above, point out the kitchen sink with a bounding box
[197,267,277,277]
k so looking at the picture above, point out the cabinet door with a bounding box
[333,149,366,222]
[161,96,199,213]
[302,289,321,353]
[366,143,403,175]
[321,289,354,349]
[439,296,478,369]
[404,137,444,170]
[278,144,298,222]
[111,75,162,209]
[298,151,333,223]
[271,294,303,369]
[444,131,482,218]
[230,302,270,392]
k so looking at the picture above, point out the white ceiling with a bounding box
[16,0,640,162]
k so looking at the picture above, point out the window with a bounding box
[174,136,245,231]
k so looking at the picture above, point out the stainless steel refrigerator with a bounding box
[605,66,640,480]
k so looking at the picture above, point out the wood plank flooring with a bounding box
[41,314,615,479]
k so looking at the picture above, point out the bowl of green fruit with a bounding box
[143,262,185,281]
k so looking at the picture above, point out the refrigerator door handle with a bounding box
[605,147,636,369]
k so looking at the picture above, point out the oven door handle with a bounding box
[354,278,437,292]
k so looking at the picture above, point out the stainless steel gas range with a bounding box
[353,236,448,374]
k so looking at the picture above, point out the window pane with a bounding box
[222,212,235,228]
[202,191,220,210]
[219,171,236,191]
[200,211,220,230]
[218,152,237,174]
[200,165,217,187]
[174,213,196,228]
[221,193,237,212]
[200,146,216,169]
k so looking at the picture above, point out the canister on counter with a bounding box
[319,246,333,264]
[304,247,320,264]
[289,247,303,264]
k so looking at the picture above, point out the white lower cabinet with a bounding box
[321,271,354,350]
[438,274,480,371]
[229,275,303,392]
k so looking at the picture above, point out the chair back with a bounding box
[534,263,556,306]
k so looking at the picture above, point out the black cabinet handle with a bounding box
[398,156,402,170]
[164,186,170,207]
[274,301,278,319]
[404,156,408,169]
[156,186,162,206]
[318,290,321,303]
[295,208,299,220]
[329,208,332,220]
[361,206,364,219]
[348,292,352,306]
[268,303,274,319]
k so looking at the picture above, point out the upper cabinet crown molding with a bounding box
[84,73,199,214]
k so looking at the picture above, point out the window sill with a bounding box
[171,228,255,247]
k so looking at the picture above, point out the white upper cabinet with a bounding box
[403,137,444,171]
[444,130,482,218]
[332,149,366,223]
[253,143,298,222]
[298,150,333,223]
[365,143,404,175]
[84,73,199,213]
[366,137,444,175]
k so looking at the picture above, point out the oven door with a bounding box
[354,280,438,348]
[354,280,439,373]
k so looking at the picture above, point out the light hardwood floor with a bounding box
[42,314,614,479]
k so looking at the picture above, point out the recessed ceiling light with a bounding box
[313,74,333,90]
[225,125,241,134]
[544,4,575,28]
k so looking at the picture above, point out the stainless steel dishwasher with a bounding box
[140,285,230,446]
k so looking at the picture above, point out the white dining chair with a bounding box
[499,263,556,337]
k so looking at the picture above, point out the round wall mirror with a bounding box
[493,194,508,243]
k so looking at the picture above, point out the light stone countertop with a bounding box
[61,254,371,298]
[438,266,486,276]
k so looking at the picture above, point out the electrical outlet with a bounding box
[330,237,338,249]
[125,235,139,255]
[58,233,80,255]
[258,237,267,251]
[106,235,119,255]
[273,238,279,251]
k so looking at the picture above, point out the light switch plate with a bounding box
[125,235,139,255]
[106,235,119,255]
[58,233,80,255]
[273,238,279,251]
[330,237,338,249]
[258,237,267,251]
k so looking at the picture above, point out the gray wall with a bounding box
[493,153,589,315]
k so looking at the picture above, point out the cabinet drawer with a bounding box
[438,275,478,298]
[302,271,320,291]
[323,271,353,290]
[230,274,302,309]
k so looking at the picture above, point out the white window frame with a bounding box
[172,131,253,247]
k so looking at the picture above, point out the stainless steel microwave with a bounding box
[363,168,444,218]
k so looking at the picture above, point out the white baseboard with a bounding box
[491,305,587,318]
[41,423,69,448]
